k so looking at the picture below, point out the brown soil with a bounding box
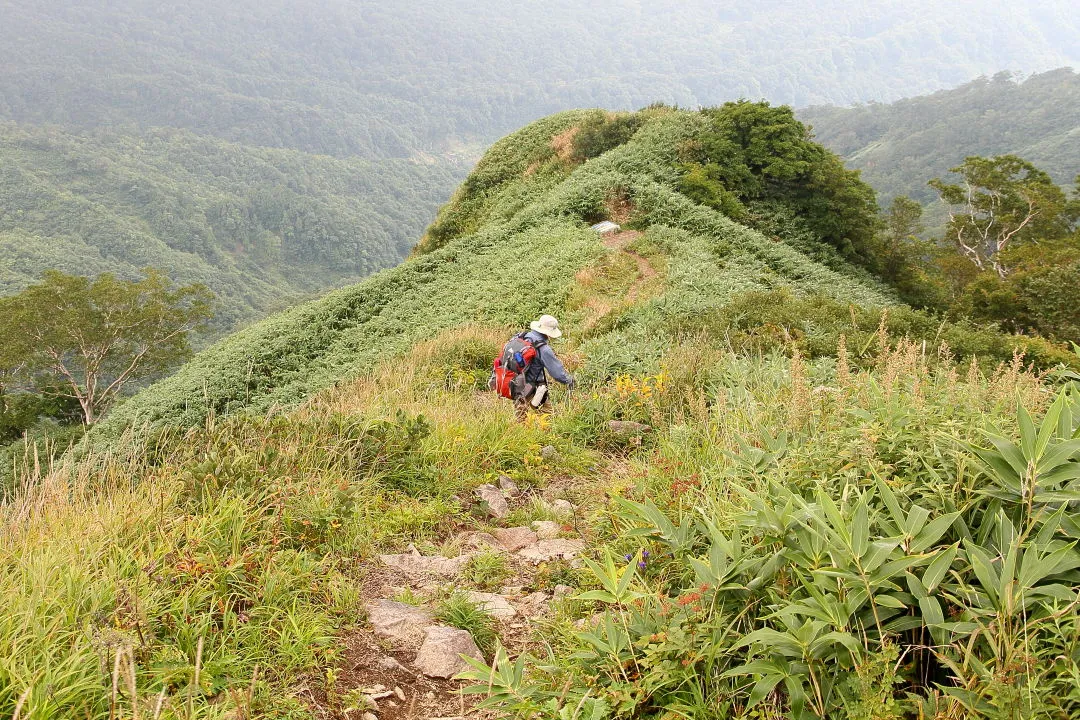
[601,231,658,300]
[577,230,660,334]
[328,630,476,720]
[550,127,580,162]
[603,192,634,226]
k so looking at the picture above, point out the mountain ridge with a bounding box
[94,106,1072,445]
[7,104,1080,720]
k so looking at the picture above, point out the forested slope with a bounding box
[0,124,463,328]
[802,68,1080,202]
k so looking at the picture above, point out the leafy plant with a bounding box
[437,593,500,658]
[463,550,513,591]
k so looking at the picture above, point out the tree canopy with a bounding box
[678,102,879,260]
[930,155,1072,277]
[0,270,213,424]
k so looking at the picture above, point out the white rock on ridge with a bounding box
[531,520,561,540]
[517,538,586,563]
[379,553,470,577]
[365,600,435,649]
[412,626,483,678]
[493,526,538,552]
[466,591,518,618]
[475,484,509,518]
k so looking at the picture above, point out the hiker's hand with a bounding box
[566,377,576,391]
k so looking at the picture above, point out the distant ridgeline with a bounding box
[801,68,1080,203]
[93,104,1076,445]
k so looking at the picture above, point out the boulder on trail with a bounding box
[466,591,517,618]
[412,626,483,678]
[608,420,652,435]
[365,599,435,649]
[492,526,537,552]
[475,484,509,518]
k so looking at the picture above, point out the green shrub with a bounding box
[463,550,512,591]
[570,112,645,162]
[463,365,1080,720]
[671,288,1079,371]
[436,593,499,658]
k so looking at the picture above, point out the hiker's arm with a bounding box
[540,345,573,386]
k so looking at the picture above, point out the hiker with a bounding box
[490,314,575,414]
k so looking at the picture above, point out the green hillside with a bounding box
[802,68,1080,203]
[97,105,1076,441]
[6,107,1080,719]
[3,1,1078,336]
[0,124,463,328]
[92,106,905,439]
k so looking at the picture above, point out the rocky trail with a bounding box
[322,465,597,720]
[311,232,658,719]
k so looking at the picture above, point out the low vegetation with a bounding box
[5,105,1080,719]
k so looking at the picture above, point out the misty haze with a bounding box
[2,1,1080,718]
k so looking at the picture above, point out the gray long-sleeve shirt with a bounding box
[525,330,573,385]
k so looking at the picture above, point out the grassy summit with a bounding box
[5,106,1080,719]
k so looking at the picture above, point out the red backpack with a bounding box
[492,332,545,399]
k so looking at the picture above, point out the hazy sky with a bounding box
[1,0,1077,151]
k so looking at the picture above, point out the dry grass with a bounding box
[550,126,580,163]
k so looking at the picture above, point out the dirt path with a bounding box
[578,230,660,332]
[601,230,657,303]
[314,231,658,719]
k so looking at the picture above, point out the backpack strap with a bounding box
[521,330,547,351]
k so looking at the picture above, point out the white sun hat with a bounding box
[529,314,563,338]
